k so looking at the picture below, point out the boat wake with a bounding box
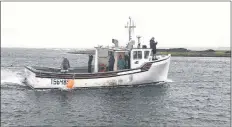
[58,86,74,91]
[1,69,28,89]
[165,78,174,83]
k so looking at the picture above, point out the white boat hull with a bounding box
[24,55,171,89]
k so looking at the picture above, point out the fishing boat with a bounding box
[24,17,171,89]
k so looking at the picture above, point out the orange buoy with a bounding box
[66,79,74,89]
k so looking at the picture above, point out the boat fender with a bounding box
[66,79,74,89]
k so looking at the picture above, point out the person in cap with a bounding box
[88,54,93,73]
[150,37,158,60]
[61,57,70,72]
[124,53,130,69]
[108,52,115,71]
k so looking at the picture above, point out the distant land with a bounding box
[1,47,231,57]
[157,47,230,51]
[1,46,230,51]
[67,48,231,57]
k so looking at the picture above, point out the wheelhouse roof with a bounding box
[94,46,153,53]
[94,46,129,52]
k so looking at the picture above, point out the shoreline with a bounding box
[67,48,231,57]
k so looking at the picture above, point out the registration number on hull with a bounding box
[51,79,68,85]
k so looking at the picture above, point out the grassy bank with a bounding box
[158,51,231,57]
[68,49,231,57]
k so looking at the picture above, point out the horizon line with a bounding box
[1,46,230,50]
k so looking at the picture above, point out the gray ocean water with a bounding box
[1,48,230,126]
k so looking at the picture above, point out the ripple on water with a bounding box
[1,49,230,126]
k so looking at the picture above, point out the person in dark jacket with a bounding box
[108,52,115,71]
[61,57,70,70]
[124,54,129,69]
[150,37,158,60]
[88,54,93,73]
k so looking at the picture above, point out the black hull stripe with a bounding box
[26,55,170,79]
[35,70,147,79]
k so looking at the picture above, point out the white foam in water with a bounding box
[1,69,25,85]
[165,78,174,82]
[58,86,73,91]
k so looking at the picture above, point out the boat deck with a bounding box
[31,66,93,73]
[25,54,170,79]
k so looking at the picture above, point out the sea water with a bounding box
[1,48,230,126]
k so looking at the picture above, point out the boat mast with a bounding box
[125,17,136,41]
[137,35,141,48]
[137,36,141,43]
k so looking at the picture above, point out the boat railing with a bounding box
[25,54,171,76]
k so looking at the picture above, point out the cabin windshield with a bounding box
[144,51,150,59]
[133,51,142,60]
[130,49,152,69]
[94,47,153,72]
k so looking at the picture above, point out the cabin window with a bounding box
[133,51,142,59]
[150,52,153,56]
[133,51,138,59]
[144,51,150,59]
[138,51,142,59]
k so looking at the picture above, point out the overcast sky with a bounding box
[2,2,230,49]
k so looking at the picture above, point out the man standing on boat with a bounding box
[150,37,158,60]
[108,52,115,71]
[124,53,130,69]
[61,57,70,72]
[88,54,93,73]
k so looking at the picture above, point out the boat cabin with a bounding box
[93,46,153,73]
[89,17,155,73]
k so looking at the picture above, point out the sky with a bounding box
[2,2,230,49]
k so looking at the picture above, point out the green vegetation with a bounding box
[158,50,230,57]
[68,48,231,57]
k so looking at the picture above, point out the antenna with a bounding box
[125,17,136,42]
[137,35,141,44]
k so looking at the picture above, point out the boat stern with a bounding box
[24,66,38,89]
